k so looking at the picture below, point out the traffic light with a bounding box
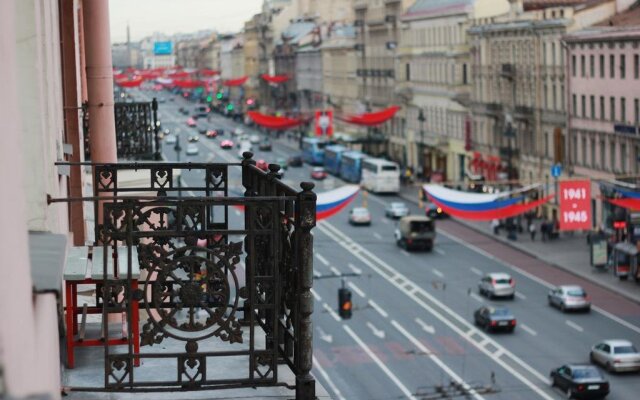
[216,92,223,100]
[338,288,352,319]
[206,95,212,102]
[226,103,234,111]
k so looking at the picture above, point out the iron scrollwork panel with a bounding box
[114,102,156,160]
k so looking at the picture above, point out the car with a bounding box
[186,117,196,127]
[548,285,591,312]
[249,134,261,144]
[590,339,640,373]
[206,130,218,138]
[220,140,234,149]
[179,107,188,115]
[256,159,269,171]
[473,306,516,332]
[550,364,609,399]
[478,272,515,299]
[385,202,409,218]
[233,127,244,136]
[198,128,207,135]
[311,167,328,180]
[259,139,272,151]
[188,135,199,143]
[163,128,171,135]
[426,202,448,219]
[216,129,225,136]
[288,154,303,167]
[194,106,209,118]
[276,157,288,171]
[185,144,199,155]
[349,207,372,226]
[394,216,436,251]
[164,134,177,144]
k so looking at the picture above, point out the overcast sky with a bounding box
[109,0,263,43]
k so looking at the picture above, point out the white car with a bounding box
[233,127,244,136]
[385,202,409,218]
[478,272,515,299]
[590,339,640,372]
[249,134,261,144]
[548,285,591,312]
[164,134,177,144]
[348,207,371,226]
[185,144,199,155]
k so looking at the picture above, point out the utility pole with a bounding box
[174,134,182,197]
[418,109,426,179]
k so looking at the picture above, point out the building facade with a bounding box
[398,0,510,182]
[565,15,640,227]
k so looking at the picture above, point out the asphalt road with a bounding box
[132,88,640,400]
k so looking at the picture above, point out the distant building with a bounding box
[140,33,176,68]
[564,3,640,227]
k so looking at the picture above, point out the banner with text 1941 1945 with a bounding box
[559,180,592,231]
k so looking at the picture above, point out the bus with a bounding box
[324,144,348,176]
[339,151,367,183]
[361,158,401,193]
[301,138,329,165]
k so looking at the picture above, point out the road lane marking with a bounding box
[310,288,322,302]
[330,266,342,276]
[373,232,382,240]
[317,326,333,343]
[348,263,362,274]
[470,267,483,276]
[565,320,584,332]
[317,221,554,399]
[415,317,435,334]
[390,320,484,400]
[435,248,445,255]
[343,325,416,400]
[469,292,484,303]
[515,292,527,300]
[365,194,387,207]
[312,355,346,400]
[400,250,410,257]
[432,268,444,278]
[316,253,330,266]
[347,282,366,298]
[368,299,389,318]
[322,303,341,322]
[520,324,537,336]
[366,321,386,339]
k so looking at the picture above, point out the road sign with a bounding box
[551,163,562,178]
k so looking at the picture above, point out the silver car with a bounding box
[590,339,640,372]
[385,202,409,218]
[185,144,199,155]
[548,285,591,312]
[478,272,515,299]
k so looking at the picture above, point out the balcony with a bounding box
[53,155,317,398]
[114,98,161,160]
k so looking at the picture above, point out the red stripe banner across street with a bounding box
[340,105,400,127]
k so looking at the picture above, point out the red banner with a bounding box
[315,109,333,136]
[559,180,591,231]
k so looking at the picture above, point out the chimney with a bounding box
[508,0,524,18]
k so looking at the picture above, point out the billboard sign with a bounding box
[153,41,173,55]
[315,109,333,137]
[559,180,591,231]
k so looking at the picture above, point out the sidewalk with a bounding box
[397,183,640,306]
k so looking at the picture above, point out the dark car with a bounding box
[198,128,207,135]
[288,154,303,167]
[550,364,609,399]
[258,139,272,151]
[426,202,448,219]
[473,306,516,333]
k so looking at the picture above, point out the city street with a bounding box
[142,88,640,400]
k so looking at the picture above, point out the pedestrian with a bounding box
[540,220,548,242]
[529,221,536,241]
[491,219,500,235]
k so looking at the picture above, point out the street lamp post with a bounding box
[417,109,426,179]
[174,134,182,198]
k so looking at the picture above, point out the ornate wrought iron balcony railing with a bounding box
[114,98,161,161]
[50,153,316,399]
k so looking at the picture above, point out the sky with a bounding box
[109,0,263,43]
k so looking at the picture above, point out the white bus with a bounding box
[361,158,400,193]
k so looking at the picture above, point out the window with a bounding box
[573,94,577,116]
[635,54,639,79]
[544,85,548,109]
[543,42,547,65]
[591,138,596,167]
[544,132,549,157]
[600,54,605,78]
[552,42,556,65]
[553,84,557,110]
[463,63,468,84]
[635,98,639,124]
[622,144,627,172]
[582,137,587,165]
[590,55,595,77]
[581,55,586,77]
[611,142,616,171]
[611,96,616,121]
[600,96,605,120]
[406,63,410,81]
[610,54,615,78]
[572,54,576,76]
[561,85,565,110]
[600,139,606,168]
[581,95,586,117]
[590,95,595,119]
[621,54,626,79]
[621,97,626,122]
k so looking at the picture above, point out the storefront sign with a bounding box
[559,180,592,231]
